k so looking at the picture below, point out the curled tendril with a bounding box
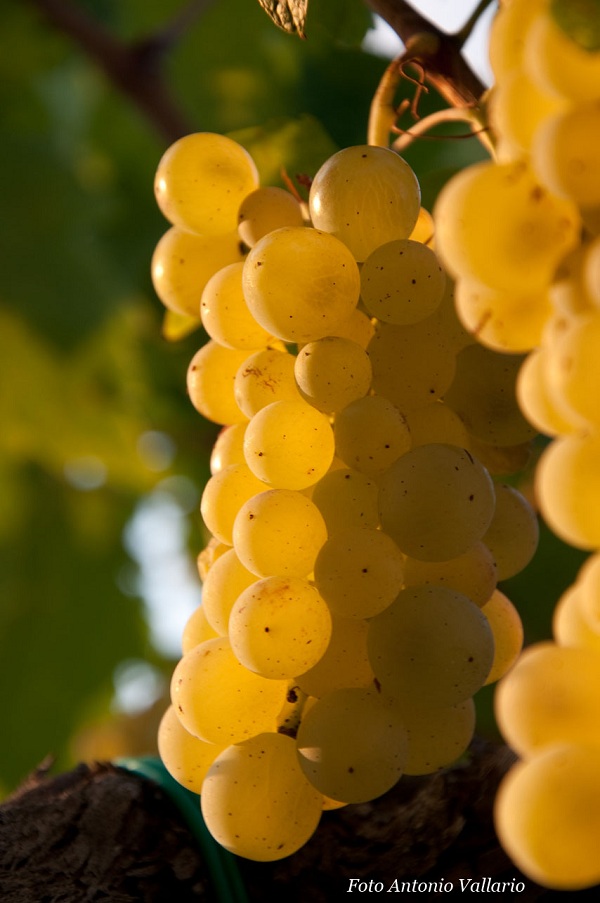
[396,59,429,121]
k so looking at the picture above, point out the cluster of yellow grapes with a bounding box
[150,130,536,863]
[434,0,600,890]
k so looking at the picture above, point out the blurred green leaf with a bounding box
[231,114,338,190]
[307,0,374,47]
[0,304,162,492]
[0,467,147,787]
[551,0,600,52]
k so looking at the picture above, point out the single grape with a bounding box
[434,159,581,293]
[333,395,411,476]
[201,732,323,861]
[170,637,287,744]
[154,132,259,235]
[489,68,563,162]
[238,186,304,246]
[181,605,219,653]
[233,488,327,578]
[367,318,456,411]
[378,443,496,561]
[368,585,494,708]
[361,239,445,325]
[200,547,258,635]
[242,226,360,343]
[480,589,523,685]
[200,262,273,350]
[545,311,600,428]
[536,434,600,549]
[516,349,577,437]
[454,277,551,354]
[388,697,476,776]
[553,585,600,652]
[243,399,334,490]
[495,745,600,890]
[234,347,301,419]
[483,483,539,580]
[187,342,249,426]
[313,526,404,619]
[200,462,265,545]
[402,541,497,608]
[404,401,470,449]
[158,705,225,793]
[444,344,538,447]
[229,575,332,680]
[310,467,380,534]
[296,687,408,803]
[309,145,420,261]
[210,423,247,474]
[152,227,245,318]
[294,336,372,413]
[495,642,600,756]
[533,103,600,207]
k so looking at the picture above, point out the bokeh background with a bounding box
[0,0,585,794]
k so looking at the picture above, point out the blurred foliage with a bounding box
[0,0,584,791]
[551,0,600,52]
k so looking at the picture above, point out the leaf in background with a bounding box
[306,0,374,47]
[551,0,600,52]
[256,0,308,37]
[0,304,163,493]
[0,466,147,788]
[231,115,338,191]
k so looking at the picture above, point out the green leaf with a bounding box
[551,0,600,52]
[0,467,147,787]
[306,0,373,47]
[0,304,164,493]
[230,115,338,191]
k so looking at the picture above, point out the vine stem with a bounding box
[454,0,497,49]
[365,1,493,154]
[27,0,202,142]
[365,0,487,108]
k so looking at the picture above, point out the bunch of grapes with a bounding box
[151,131,535,862]
[434,0,600,890]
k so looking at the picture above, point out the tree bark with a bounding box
[1,739,595,902]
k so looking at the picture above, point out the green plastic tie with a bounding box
[114,755,249,903]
